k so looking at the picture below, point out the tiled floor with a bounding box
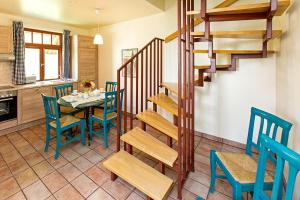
[0,122,247,200]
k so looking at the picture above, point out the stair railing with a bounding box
[116,38,164,152]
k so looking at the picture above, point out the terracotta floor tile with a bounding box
[102,179,132,200]
[0,166,12,182]
[72,142,91,155]
[54,184,84,200]
[87,187,114,200]
[45,195,56,200]
[14,168,39,189]
[6,191,26,200]
[38,147,56,159]
[32,160,55,178]
[188,172,211,187]
[184,178,209,198]
[23,180,51,200]
[83,150,104,164]
[93,145,113,158]
[60,148,80,161]
[170,186,198,200]
[71,174,98,198]
[24,152,45,166]
[42,171,68,193]
[7,158,29,175]
[85,166,109,186]
[18,144,36,157]
[47,156,68,169]
[58,163,82,182]
[0,177,20,200]
[126,192,144,200]
[71,156,93,172]
[207,191,231,200]
[2,151,21,164]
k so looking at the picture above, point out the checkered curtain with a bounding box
[63,30,71,79]
[12,21,26,85]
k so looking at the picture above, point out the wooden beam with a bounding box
[164,0,238,43]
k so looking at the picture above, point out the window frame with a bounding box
[24,28,62,81]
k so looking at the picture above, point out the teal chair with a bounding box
[54,84,81,116]
[89,89,124,148]
[105,81,117,92]
[254,134,300,200]
[42,94,86,159]
[209,107,293,200]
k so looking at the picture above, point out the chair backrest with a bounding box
[246,107,293,158]
[54,84,73,99]
[103,89,124,119]
[41,94,61,128]
[253,134,300,200]
[105,81,117,92]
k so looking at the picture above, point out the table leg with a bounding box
[85,107,91,145]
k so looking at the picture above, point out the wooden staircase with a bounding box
[102,0,290,200]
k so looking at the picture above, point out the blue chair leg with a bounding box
[233,184,242,200]
[103,122,108,148]
[44,125,51,152]
[55,131,61,160]
[80,120,85,145]
[89,117,93,144]
[209,150,217,193]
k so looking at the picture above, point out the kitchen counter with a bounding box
[0,79,78,92]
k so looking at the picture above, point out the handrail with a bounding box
[116,37,164,152]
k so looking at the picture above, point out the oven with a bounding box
[0,87,17,123]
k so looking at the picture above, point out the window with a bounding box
[24,28,62,81]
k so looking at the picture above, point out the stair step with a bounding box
[191,30,282,39]
[194,65,231,70]
[193,49,275,54]
[161,82,178,95]
[103,150,173,200]
[121,127,178,167]
[148,93,178,117]
[136,110,178,141]
[187,0,290,17]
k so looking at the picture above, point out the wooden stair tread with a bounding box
[193,49,275,54]
[121,127,178,167]
[187,0,290,16]
[136,110,178,141]
[194,65,231,70]
[148,93,178,116]
[103,150,173,200]
[191,30,282,39]
[161,82,178,95]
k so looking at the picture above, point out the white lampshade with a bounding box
[93,33,104,45]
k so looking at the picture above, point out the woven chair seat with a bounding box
[60,106,78,114]
[216,152,273,184]
[94,109,117,121]
[50,115,81,128]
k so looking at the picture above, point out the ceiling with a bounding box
[0,0,165,28]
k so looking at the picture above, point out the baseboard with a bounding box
[195,130,246,150]
[0,119,45,136]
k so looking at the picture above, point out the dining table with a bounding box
[58,92,105,144]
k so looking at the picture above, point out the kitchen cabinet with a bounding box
[18,86,52,124]
[77,35,98,86]
[0,26,12,54]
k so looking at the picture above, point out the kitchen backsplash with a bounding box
[0,62,12,85]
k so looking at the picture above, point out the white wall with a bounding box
[97,0,280,145]
[276,0,300,198]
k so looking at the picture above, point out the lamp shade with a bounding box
[93,33,104,45]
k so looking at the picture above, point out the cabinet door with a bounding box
[18,86,52,124]
[0,26,12,54]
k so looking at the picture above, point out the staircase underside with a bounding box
[191,30,282,39]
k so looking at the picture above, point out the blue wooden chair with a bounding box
[209,107,293,200]
[105,81,117,92]
[253,134,300,200]
[42,94,86,159]
[54,84,81,116]
[89,89,124,148]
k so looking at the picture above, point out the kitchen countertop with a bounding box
[0,80,78,92]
